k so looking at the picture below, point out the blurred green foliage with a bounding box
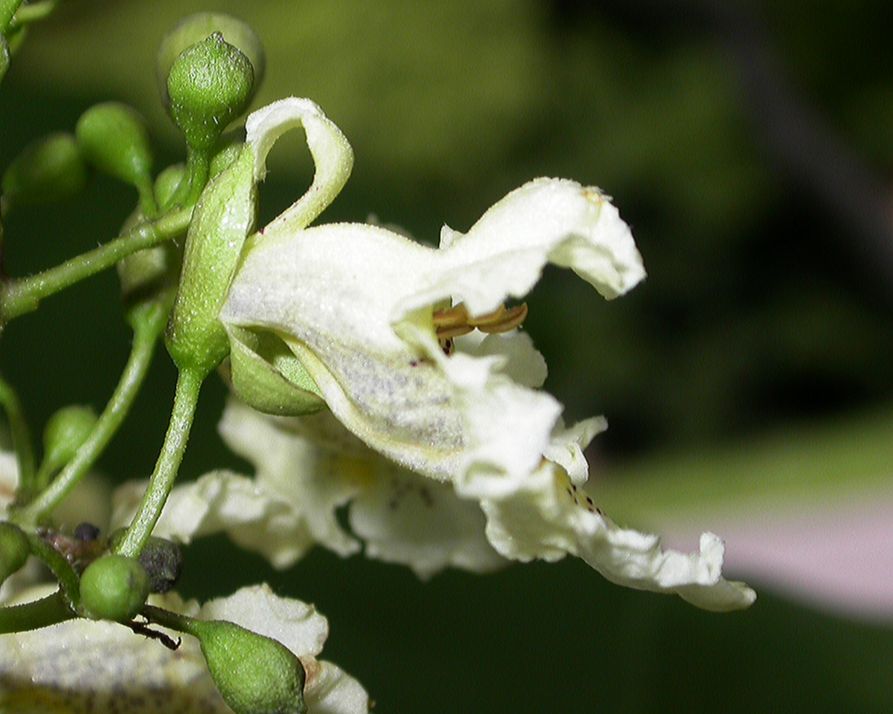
[2,1,893,711]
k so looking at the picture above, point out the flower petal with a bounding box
[246,97,354,235]
[398,177,646,320]
[480,460,756,612]
[349,460,505,579]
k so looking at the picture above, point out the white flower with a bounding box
[117,97,753,610]
[0,583,368,713]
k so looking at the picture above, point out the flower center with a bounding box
[433,302,529,355]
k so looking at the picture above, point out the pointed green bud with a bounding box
[79,554,150,621]
[166,32,254,154]
[157,13,265,108]
[42,404,97,473]
[1,132,86,210]
[191,619,307,714]
[166,144,255,377]
[226,326,325,416]
[0,522,30,584]
[75,102,153,193]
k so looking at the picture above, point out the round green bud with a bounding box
[80,554,150,621]
[0,522,31,583]
[157,13,264,107]
[166,32,254,153]
[191,619,307,714]
[1,132,86,209]
[42,405,97,472]
[75,102,154,190]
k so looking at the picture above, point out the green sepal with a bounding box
[0,522,30,584]
[157,12,265,108]
[1,132,86,210]
[166,145,255,377]
[226,326,325,417]
[75,102,154,193]
[165,32,254,154]
[190,619,307,714]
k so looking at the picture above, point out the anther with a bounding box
[433,302,529,339]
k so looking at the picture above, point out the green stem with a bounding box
[0,0,23,34]
[25,531,79,606]
[0,589,73,634]
[114,368,203,559]
[0,206,191,324]
[169,148,211,208]
[142,603,197,635]
[0,372,35,490]
[13,294,172,526]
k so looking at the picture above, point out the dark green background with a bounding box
[2,1,892,710]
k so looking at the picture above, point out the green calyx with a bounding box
[75,102,154,195]
[1,132,86,210]
[79,554,150,622]
[42,404,97,474]
[227,326,325,417]
[165,32,254,154]
[166,144,255,378]
[191,619,307,714]
[0,522,30,583]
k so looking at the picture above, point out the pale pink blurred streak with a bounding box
[661,490,893,621]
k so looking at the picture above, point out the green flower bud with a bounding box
[79,554,150,621]
[1,132,86,209]
[190,619,307,714]
[0,522,31,583]
[75,102,153,191]
[42,405,97,473]
[157,13,265,107]
[166,32,254,153]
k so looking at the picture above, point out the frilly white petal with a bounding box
[397,178,645,319]
[480,462,756,612]
[246,97,354,235]
[349,460,505,579]
[200,583,328,658]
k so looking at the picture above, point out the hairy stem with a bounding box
[0,206,191,323]
[114,368,203,558]
[0,589,73,634]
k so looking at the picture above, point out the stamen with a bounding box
[475,303,528,334]
[433,302,529,339]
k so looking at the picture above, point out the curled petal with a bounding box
[246,97,354,235]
